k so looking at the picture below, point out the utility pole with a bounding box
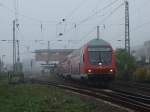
[13,0,19,73]
[30,59,33,72]
[125,0,130,55]
[14,0,19,25]
[13,20,16,72]
[47,41,50,64]
[16,40,20,63]
[97,26,100,40]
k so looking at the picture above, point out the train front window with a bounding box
[88,47,112,65]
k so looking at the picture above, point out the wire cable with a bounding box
[0,2,58,24]
[132,20,150,32]
[70,3,124,45]
[97,3,124,25]
[64,2,123,38]
[63,0,120,36]
[77,0,120,26]
[65,0,88,20]
[81,26,96,41]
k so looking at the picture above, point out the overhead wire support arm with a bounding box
[97,26,100,40]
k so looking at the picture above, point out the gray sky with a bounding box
[0,0,150,63]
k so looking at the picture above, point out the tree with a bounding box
[116,49,137,80]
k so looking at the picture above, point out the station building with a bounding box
[132,40,150,64]
[34,49,74,63]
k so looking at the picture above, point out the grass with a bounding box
[0,79,96,112]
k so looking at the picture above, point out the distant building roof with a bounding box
[35,49,74,53]
[34,49,76,62]
[144,40,150,46]
[132,40,150,63]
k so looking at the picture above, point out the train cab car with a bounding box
[58,38,116,84]
[79,39,116,82]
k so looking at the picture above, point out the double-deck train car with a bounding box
[57,38,116,84]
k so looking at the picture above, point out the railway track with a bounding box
[113,81,150,92]
[111,81,150,97]
[30,78,150,112]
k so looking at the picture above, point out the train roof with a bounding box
[87,38,110,47]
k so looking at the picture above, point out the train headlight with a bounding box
[88,69,92,73]
[110,69,113,72]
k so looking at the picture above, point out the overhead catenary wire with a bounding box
[61,5,124,48]
[0,2,58,24]
[77,0,120,26]
[132,20,150,32]
[62,0,121,36]
[1,0,127,50]
[81,26,97,41]
[65,0,89,21]
[97,3,124,25]
[61,0,89,35]
[116,0,150,44]
[74,2,124,45]
[60,0,107,34]
[66,2,124,42]
[64,0,106,23]
[0,0,122,36]
[92,0,110,13]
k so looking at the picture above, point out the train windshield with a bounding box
[88,47,112,65]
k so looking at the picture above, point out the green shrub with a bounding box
[133,67,150,82]
[116,49,137,81]
[145,68,150,82]
[133,67,146,81]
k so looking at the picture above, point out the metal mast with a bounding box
[14,0,19,24]
[16,40,20,62]
[13,0,19,72]
[47,41,50,64]
[97,26,100,40]
[13,20,16,72]
[125,0,130,55]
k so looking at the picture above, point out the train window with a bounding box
[100,51,112,64]
[88,47,111,52]
[88,47,112,65]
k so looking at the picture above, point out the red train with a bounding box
[57,38,116,85]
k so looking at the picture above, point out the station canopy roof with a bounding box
[34,49,76,62]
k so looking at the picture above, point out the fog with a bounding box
[0,0,150,64]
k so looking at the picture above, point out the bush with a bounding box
[133,67,146,81]
[133,67,150,82]
[116,49,137,81]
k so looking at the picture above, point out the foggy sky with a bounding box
[0,0,150,63]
